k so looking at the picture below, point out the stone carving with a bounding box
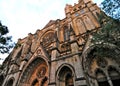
[61,43,71,52]
[42,32,55,47]
[37,49,42,55]
[11,64,19,73]
[36,67,46,78]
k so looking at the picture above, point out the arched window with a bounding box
[42,32,55,47]
[57,66,74,86]
[64,26,69,41]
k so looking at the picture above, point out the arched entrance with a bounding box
[57,65,75,86]
[82,44,120,86]
[19,57,49,86]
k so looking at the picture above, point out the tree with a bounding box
[101,0,120,20]
[0,21,14,54]
[91,0,120,58]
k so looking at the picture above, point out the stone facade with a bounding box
[0,0,120,86]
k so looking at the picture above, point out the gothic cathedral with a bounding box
[0,0,120,86]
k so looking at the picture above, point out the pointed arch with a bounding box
[18,56,49,86]
[82,43,120,72]
[81,42,120,86]
[40,30,56,47]
[56,64,75,86]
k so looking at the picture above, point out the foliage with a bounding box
[0,21,14,54]
[92,14,120,45]
[101,0,120,20]
[91,11,120,58]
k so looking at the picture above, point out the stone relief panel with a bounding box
[10,64,19,73]
[37,49,42,55]
[36,66,46,78]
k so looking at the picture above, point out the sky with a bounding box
[0,0,103,64]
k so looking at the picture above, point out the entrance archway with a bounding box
[65,73,74,86]
[57,65,75,86]
[19,57,49,86]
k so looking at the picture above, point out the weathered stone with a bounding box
[0,0,120,86]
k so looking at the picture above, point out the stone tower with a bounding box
[0,0,120,86]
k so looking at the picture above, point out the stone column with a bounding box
[107,76,113,86]
[48,61,56,86]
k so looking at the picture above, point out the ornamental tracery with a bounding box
[36,66,46,78]
[42,32,55,47]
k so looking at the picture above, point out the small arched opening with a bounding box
[57,66,74,86]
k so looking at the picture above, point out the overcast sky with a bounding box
[0,0,103,64]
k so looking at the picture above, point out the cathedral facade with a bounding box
[0,0,120,86]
